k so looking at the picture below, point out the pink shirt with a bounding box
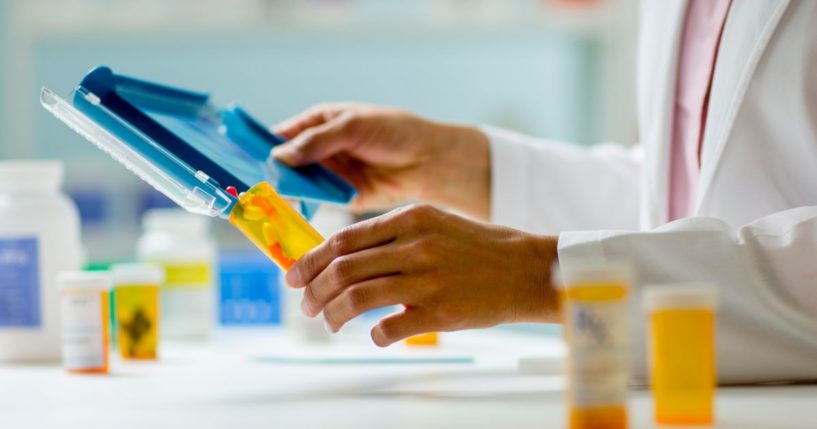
[668,0,732,221]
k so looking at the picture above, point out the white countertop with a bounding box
[0,328,814,429]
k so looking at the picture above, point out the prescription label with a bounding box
[0,237,40,327]
[60,292,105,370]
[161,263,211,288]
[564,284,630,408]
[115,285,159,359]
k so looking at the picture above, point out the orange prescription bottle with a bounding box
[558,263,631,429]
[228,182,324,272]
[57,272,112,374]
[405,332,439,346]
[111,263,163,360]
[644,285,717,426]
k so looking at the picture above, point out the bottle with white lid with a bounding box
[281,205,353,343]
[0,160,82,362]
[136,208,216,340]
[57,271,111,374]
[557,261,632,429]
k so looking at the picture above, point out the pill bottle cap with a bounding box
[555,260,633,289]
[57,271,112,291]
[111,263,164,286]
[0,160,64,193]
[643,284,717,310]
[143,208,209,236]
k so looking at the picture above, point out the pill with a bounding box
[262,222,278,245]
[268,243,295,270]
[250,196,278,219]
[241,204,265,221]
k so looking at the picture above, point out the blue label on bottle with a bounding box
[0,237,40,327]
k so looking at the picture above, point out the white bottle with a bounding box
[57,271,111,373]
[0,160,82,362]
[282,205,354,343]
[136,208,216,340]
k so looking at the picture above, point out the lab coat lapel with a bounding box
[638,0,687,228]
[694,0,791,213]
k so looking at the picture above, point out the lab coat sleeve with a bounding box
[484,125,643,234]
[558,207,817,384]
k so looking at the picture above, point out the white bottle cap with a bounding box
[0,160,64,192]
[143,208,209,236]
[555,260,633,289]
[643,284,717,310]
[57,271,112,292]
[111,263,164,286]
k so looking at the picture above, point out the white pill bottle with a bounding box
[136,208,216,339]
[0,160,82,362]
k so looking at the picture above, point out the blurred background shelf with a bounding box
[23,0,621,40]
[0,1,637,327]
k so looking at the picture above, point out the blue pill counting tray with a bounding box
[41,66,355,219]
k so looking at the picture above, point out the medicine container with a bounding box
[558,262,632,429]
[111,263,163,360]
[644,285,717,426]
[137,208,216,339]
[41,66,354,272]
[0,160,82,362]
[57,271,111,374]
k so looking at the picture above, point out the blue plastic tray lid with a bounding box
[41,86,235,217]
[40,66,355,220]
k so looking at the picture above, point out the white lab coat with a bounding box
[487,0,817,384]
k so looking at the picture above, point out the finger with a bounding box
[270,104,344,140]
[371,309,436,347]
[322,155,381,214]
[271,118,355,166]
[321,154,369,195]
[300,244,407,317]
[321,276,412,332]
[286,210,407,287]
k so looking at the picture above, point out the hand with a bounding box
[284,204,560,347]
[271,103,491,219]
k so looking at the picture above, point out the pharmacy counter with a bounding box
[0,328,814,428]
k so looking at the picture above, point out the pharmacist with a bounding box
[272,0,817,383]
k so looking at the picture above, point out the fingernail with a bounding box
[323,319,336,334]
[271,146,296,164]
[285,267,302,286]
[370,328,387,348]
[300,299,314,318]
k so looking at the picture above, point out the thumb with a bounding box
[271,119,352,166]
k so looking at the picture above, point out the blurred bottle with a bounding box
[282,271,332,342]
[0,160,82,362]
[137,208,217,340]
[406,332,439,346]
[218,251,282,326]
[284,204,353,342]
[558,261,631,429]
[111,263,163,359]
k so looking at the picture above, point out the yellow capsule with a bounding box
[241,204,265,221]
[262,222,278,245]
